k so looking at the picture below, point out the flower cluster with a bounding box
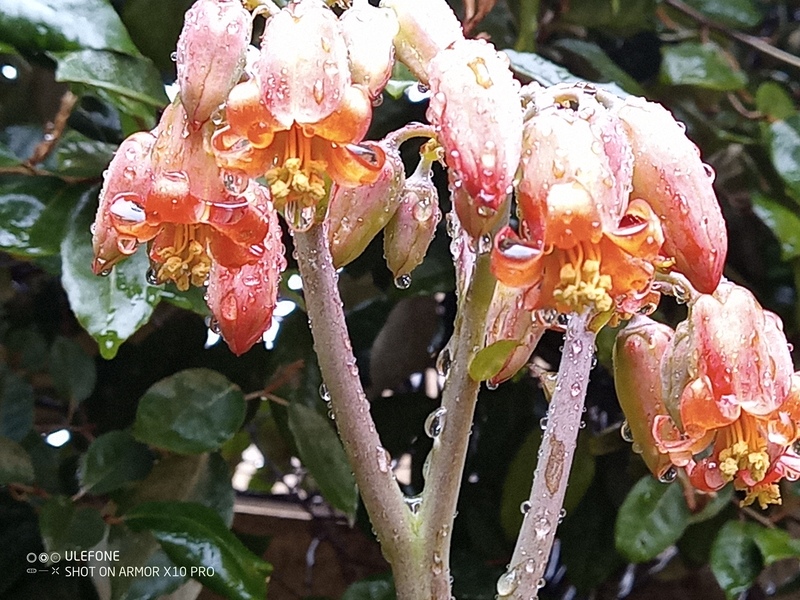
[615,283,800,508]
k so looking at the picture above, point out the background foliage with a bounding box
[1,0,800,599]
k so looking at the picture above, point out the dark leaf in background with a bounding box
[0,436,35,485]
[78,430,153,495]
[50,335,97,406]
[39,495,107,554]
[709,521,762,600]
[660,42,747,91]
[0,365,35,443]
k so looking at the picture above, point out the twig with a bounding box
[504,311,595,599]
[26,90,78,167]
[738,502,777,529]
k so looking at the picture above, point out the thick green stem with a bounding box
[503,312,596,599]
[419,243,497,599]
[293,225,425,596]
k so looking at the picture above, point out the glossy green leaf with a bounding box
[710,521,762,600]
[559,0,655,35]
[661,42,746,91]
[133,369,246,454]
[53,49,168,114]
[124,501,272,600]
[751,194,800,260]
[288,402,358,518]
[500,429,595,540]
[55,130,117,178]
[615,476,690,562]
[79,431,153,495]
[750,526,800,565]
[61,191,160,359]
[39,496,107,554]
[341,576,396,600]
[468,340,519,382]
[549,39,642,95]
[755,82,795,121]
[50,336,97,405]
[0,436,34,485]
[0,0,139,55]
[768,115,800,203]
[0,366,35,442]
[681,0,762,28]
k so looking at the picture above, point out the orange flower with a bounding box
[651,283,800,508]
[210,0,388,231]
[92,100,284,355]
[491,87,664,318]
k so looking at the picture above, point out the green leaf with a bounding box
[559,0,656,35]
[53,49,168,118]
[751,194,800,260]
[500,429,595,540]
[660,42,747,91]
[49,336,97,405]
[133,369,246,454]
[615,476,690,562]
[287,402,358,518]
[341,576,396,600]
[61,192,160,359]
[750,526,800,565]
[681,0,763,29]
[710,521,762,600]
[0,0,139,55]
[39,496,108,554]
[0,436,34,484]
[768,115,800,203]
[468,340,519,382]
[686,485,733,524]
[124,501,272,600]
[0,366,35,442]
[79,431,153,495]
[549,39,643,95]
[55,130,117,178]
[755,82,795,121]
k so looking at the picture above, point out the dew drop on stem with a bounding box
[620,420,634,442]
[425,406,447,438]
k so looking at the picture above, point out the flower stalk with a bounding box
[502,311,596,598]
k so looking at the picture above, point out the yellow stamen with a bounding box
[552,241,613,313]
[265,126,327,211]
[155,227,211,291]
[741,483,781,509]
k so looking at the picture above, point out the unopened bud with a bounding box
[613,315,675,480]
[176,0,252,128]
[615,97,727,294]
[381,0,463,84]
[327,142,405,267]
[384,158,441,278]
[341,0,398,99]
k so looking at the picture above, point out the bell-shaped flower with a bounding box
[615,96,727,294]
[91,99,284,354]
[427,39,522,238]
[176,0,252,129]
[381,0,463,84]
[652,282,800,508]
[613,315,677,481]
[492,90,664,318]
[328,139,405,267]
[483,283,546,387]
[341,0,398,100]
[211,0,387,231]
[384,154,441,280]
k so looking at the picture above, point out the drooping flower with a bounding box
[491,86,664,319]
[650,282,800,508]
[426,39,522,238]
[92,99,284,355]
[211,0,389,231]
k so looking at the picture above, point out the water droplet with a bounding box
[122,166,136,181]
[620,420,634,442]
[376,446,390,473]
[432,551,443,575]
[208,318,221,334]
[570,338,583,355]
[570,381,581,397]
[631,442,643,454]
[659,466,678,483]
[371,94,384,107]
[417,82,429,94]
[319,383,330,402]
[436,347,451,378]
[532,511,551,538]
[109,193,146,224]
[496,569,518,597]
[116,236,138,255]
[146,268,160,285]
[520,500,532,514]
[425,407,447,438]
[539,416,548,430]
[477,233,492,254]
[412,196,433,222]
[222,169,248,195]
[404,495,422,514]
[313,79,325,104]
[394,274,412,289]
[524,559,536,574]
[284,201,316,232]
[536,578,546,590]
[170,51,178,62]
[486,380,499,391]
[99,268,112,277]
[702,163,716,182]
[476,205,496,218]
[558,508,567,521]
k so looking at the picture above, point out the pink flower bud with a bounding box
[613,315,676,481]
[327,142,405,267]
[206,199,286,356]
[384,160,441,278]
[427,39,522,238]
[258,0,349,128]
[381,0,463,84]
[340,0,398,99]
[615,97,727,293]
[484,283,545,386]
[176,0,252,128]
